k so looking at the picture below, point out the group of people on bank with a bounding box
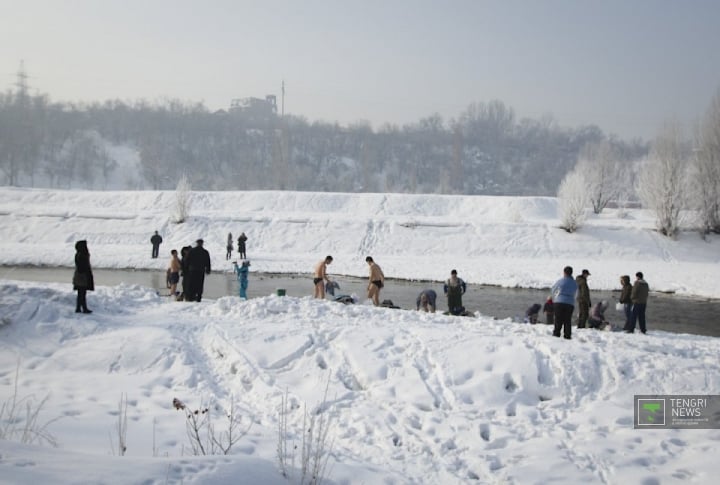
[151,230,249,301]
[313,255,389,306]
[74,235,650,334]
[546,266,650,340]
[313,255,469,313]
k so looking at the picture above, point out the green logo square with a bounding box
[638,398,665,426]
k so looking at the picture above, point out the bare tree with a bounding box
[576,139,623,214]
[557,169,590,232]
[637,122,689,237]
[173,174,192,223]
[692,88,720,234]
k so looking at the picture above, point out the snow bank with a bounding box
[0,187,718,298]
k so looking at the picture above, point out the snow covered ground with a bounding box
[1,187,719,484]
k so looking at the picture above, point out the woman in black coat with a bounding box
[73,240,95,313]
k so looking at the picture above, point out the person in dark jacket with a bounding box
[525,303,541,324]
[444,269,467,315]
[237,232,247,260]
[226,232,233,260]
[626,272,650,334]
[177,245,192,301]
[150,231,163,258]
[619,275,632,329]
[543,297,554,325]
[576,269,591,328]
[73,240,95,313]
[186,239,211,302]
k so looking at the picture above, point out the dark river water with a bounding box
[2,266,719,337]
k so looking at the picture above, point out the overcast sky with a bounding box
[2,0,719,140]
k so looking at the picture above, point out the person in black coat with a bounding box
[73,240,95,313]
[150,231,163,258]
[237,232,247,259]
[178,245,192,301]
[186,239,211,302]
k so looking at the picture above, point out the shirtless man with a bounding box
[365,256,385,306]
[167,249,181,297]
[313,255,333,298]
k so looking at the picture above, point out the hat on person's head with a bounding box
[196,239,204,244]
[242,259,250,266]
[582,269,591,276]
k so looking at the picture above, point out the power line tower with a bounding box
[14,60,30,101]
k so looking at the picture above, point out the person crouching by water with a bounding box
[444,269,467,315]
[551,266,578,340]
[73,240,94,314]
[313,255,333,299]
[416,289,437,313]
[588,300,610,329]
[525,303,541,324]
[233,260,250,299]
[365,256,385,306]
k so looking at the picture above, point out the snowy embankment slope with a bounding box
[0,187,718,298]
[1,281,719,484]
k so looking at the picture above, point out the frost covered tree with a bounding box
[576,139,623,214]
[173,174,192,223]
[691,88,720,234]
[637,122,689,238]
[557,169,590,232]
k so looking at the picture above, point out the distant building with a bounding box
[229,95,277,119]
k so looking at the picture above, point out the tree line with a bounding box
[558,87,720,237]
[0,68,648,196]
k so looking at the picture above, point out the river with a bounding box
[2,266,718,337]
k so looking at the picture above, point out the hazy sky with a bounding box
[2,0,719,139]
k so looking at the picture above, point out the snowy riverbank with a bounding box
[0,187,718,298]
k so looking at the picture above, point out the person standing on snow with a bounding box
[576,269,591,328]
[167,249,181,297]
[365,256,385,306]
[150,231,163,259]
[551,266,578,339]
[626,272,650,334]
[313,255,334,299]
[237,232,248,260]
[73,240,94,314]
[226,232,233,260]
[444,269,467,315]
[233,259,250,299]
[177,245,192,301]
[186,239,211,302]
[543,297,554,325]
[619,275,633,329]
